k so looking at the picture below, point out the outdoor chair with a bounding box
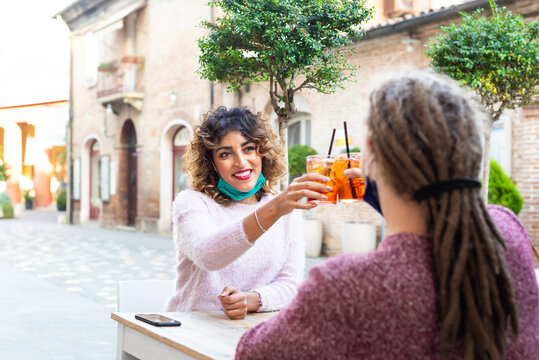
[116,279,176,360]
[116,279,175,312]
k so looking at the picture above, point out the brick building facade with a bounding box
[58,0,538,254]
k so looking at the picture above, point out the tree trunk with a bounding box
[480,118,493,202]
[278,116,289,190]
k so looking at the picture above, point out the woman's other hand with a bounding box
[218,286,261,320]
[344,168,362,179]
[274,173,332,215]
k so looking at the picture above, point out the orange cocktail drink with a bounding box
[333,153,365,203]
[306,155,337,204]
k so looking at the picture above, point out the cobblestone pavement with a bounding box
[0,207,326,359]
[0,209,176,312]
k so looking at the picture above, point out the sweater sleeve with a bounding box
[173,190,253,271]
[252,210,305,311]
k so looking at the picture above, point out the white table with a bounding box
[111,311,278,360]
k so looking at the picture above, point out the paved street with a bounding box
[0,207,326,359]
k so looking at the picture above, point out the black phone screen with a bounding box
[135,314,182,327]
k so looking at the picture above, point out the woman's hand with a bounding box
[273,173,332,216]
[218,286,261,320]
[344,168,362,179]
[243,173,331,243]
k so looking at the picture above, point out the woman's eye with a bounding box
[244,146,256,153]
[218,151,231,158]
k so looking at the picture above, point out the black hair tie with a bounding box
[413,178,481,202]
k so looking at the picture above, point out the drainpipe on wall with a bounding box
[58,15,74,225]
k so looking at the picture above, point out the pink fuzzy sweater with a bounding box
[236,205,539,359]
[165,189,305,312]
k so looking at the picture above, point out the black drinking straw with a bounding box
[327,128,336,157]
[343,121,357,199]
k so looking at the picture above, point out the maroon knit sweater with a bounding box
[236,205,539,359]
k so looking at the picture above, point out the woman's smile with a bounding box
[233,169,253,180]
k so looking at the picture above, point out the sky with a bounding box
[0,0,75,107]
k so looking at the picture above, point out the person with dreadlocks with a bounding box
[235,73,539,359]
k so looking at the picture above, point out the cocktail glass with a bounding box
[306,155,337,204]
[333,153,365,203]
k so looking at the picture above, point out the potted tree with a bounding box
[23,189,35,210]
[0,155,8,193]
[56,189,67,211]
[288,145,323,257]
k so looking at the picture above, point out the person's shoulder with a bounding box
[313,234,434,290]
[308,251,384,286]
[487,204,528,241]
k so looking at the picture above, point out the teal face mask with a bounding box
[217,173,266,201]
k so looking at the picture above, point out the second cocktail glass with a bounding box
[333,153,365,203]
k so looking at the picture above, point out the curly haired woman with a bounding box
[235,73,539,358]
[165,107,330,319]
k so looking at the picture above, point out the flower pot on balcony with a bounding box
[341,222,376,254]
[304,219,323,257]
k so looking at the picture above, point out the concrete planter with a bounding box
[341,222,377,254]
[303,219,323,257]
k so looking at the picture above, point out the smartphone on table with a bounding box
[135,314,182,327]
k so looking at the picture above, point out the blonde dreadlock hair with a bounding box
[366,73,519,359]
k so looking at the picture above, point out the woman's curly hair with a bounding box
[184,106,286,206]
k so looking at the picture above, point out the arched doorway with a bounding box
[89,139,100,220]
[172,127,189,199]
[119,120,137,226]
[158,120,193,234]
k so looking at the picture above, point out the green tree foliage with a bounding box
[426,0,538,199]
[288,144,317,178]
[198,0,372,184]
[488,159,523,215]
[426,0,538,121]
[340,146,361,153]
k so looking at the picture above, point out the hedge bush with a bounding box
[488,159,523,215]
[1,203,14,218]
[288,145,318,178]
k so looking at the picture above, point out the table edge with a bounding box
[111,312,214,360]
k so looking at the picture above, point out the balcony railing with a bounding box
[96,56,144,111]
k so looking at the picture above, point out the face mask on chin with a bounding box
[216,172,266,201]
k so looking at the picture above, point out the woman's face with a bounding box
[212,131,262,192]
